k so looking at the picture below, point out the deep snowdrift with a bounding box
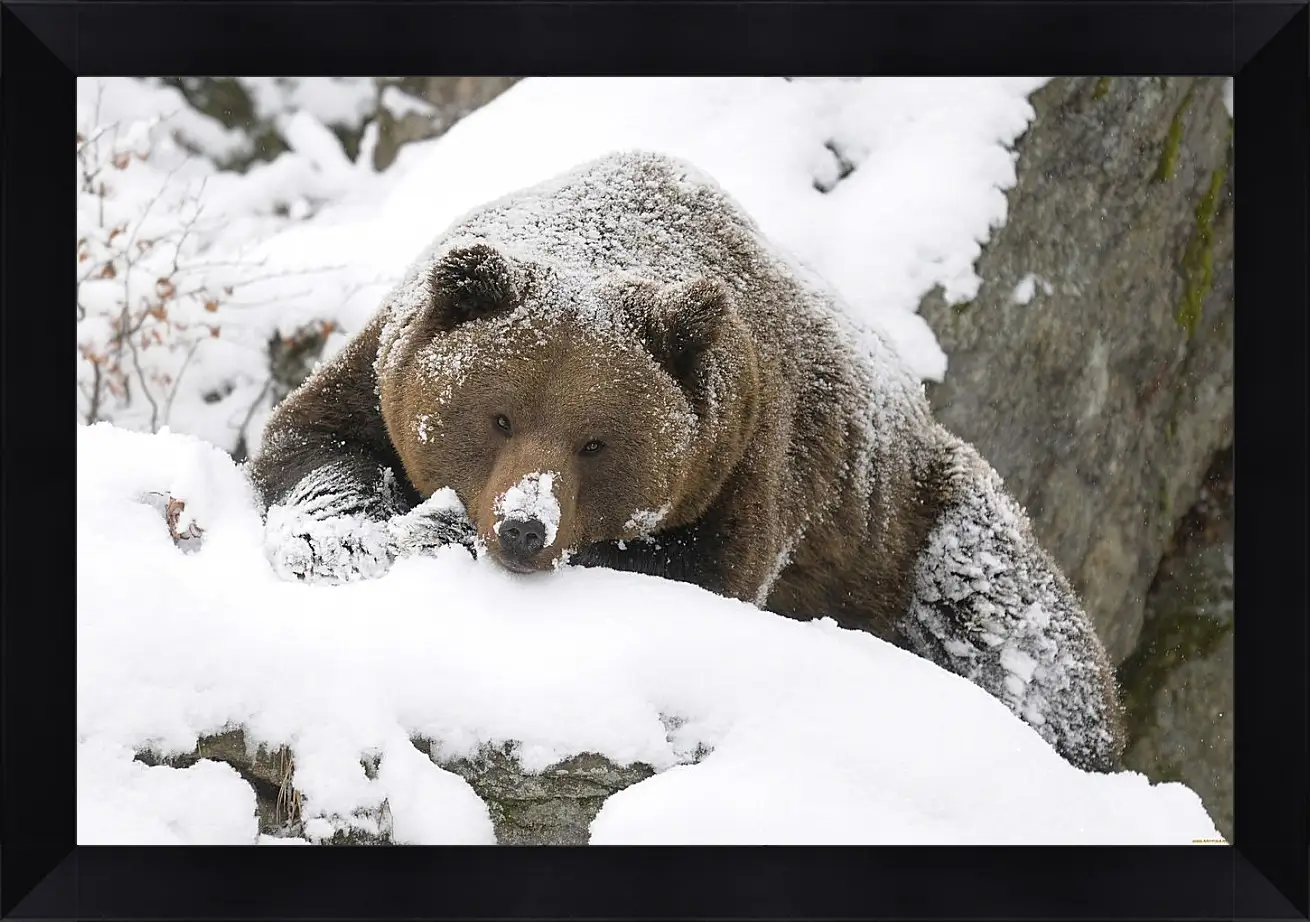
[77,424,1221,844]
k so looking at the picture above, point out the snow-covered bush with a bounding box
[75,79,377,454]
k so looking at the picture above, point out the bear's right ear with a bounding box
[424,243,518,332]
[640,277,735,389]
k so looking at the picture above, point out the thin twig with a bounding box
[169,178,208,279]
[234,376,274,449]
[162,338,203,427]
[79,364,104,424]
[124,324,160,432]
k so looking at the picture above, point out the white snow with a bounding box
[79,737,259,845]
[624,504,670,537]
[492,471,562,549]
[78,424,1222,844]
[1010,273,1054,305]
[240,77,379,131]
[381,84,438,119]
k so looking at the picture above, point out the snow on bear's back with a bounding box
[380,153,780,327]
[448,151,765,280]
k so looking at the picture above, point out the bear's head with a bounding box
[379,242,761,574]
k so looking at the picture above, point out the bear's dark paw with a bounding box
[264,504,395,585]
[387,489,478,559]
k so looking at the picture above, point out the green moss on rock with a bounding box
[1152,85,1196,183]
[1117,584,1232,745]
[1175,165,1227,338]
[1091,77,1112,101]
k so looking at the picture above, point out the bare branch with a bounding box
[234,376,274,452]
[162,339,203,427]
[169,177,208,278]
[79,362,104,425]
[124,325,161,433]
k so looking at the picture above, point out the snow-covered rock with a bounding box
[77,424,1221,844]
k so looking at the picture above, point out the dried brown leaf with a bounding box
[165,496,205,543]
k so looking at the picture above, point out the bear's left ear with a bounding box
[641,277,734,388]
[425,243,518,332]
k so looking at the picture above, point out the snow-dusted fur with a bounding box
[905,431,1122,772]
[250,151,1124,772]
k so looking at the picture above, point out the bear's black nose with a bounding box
[499,517,546,561]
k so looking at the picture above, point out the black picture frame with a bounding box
[3,1,1305,919]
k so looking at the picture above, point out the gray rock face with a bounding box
[1119,448,1233,840]
[161,77,518,174]
[919,77,1234,665]
[371,78,520,171]
[434,744,655,846]
[136,729,303,837]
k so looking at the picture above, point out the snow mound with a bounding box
[78,424,1220,844]
[79,738,258,845]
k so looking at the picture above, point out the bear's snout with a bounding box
[498,517,546,569]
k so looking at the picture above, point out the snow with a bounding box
[1010,272,1053,305]
[239,77,379,131]
[79,423,1221,844]
[381,84,438,119]
[1223,78,1233,118]
[492,472,562,550]
[624,504,670,536]
[903,434,1122,772]
[79,737,259,845]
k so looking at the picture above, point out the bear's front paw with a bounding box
[264,504,395,585]
[387,488,477,559]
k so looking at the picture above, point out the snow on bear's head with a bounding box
[380,242,761,574]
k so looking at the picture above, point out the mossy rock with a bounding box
[433,742,656,845]
[1119,447,1233,839]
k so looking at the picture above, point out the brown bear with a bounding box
[249,151,1125,774]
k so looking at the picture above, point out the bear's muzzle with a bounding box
[496,516,547,571]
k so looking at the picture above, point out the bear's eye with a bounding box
[494,415,512,435]
[581,440,605,456]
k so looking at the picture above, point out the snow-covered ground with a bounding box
[76,77,1223,844]
[78,424,1220,844]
